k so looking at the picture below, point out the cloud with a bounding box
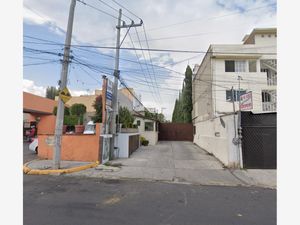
[23,0,277,120]
[23,79,93,97]
[23,79,46,97]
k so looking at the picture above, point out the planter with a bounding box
[63,125,67,134]
[75,125,85,134]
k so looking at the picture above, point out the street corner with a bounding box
[23,159,99,175]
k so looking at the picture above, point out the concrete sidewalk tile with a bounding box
[175,169,243,186]
[232,169,277,188]
[174,160,223,170]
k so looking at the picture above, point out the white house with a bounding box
[192,28,277,168]
[133,112,158,145]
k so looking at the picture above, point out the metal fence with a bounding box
[241,112,277,169]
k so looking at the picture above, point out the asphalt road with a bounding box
[24,175,276,225]
[23,142,38,163]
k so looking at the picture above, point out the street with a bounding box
[24,175,276,225]
[23,142,38,164]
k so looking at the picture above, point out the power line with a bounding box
[95,0,133,21]
[141,25,162,103]
[110,0,141,20]
[76,0,122,21]
[23,60,60,67]
[128,31,160,107]
[133,27,161,105]
[23,36,277,55]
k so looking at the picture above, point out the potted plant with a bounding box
[70,104,87,134]
[140,136,149,146]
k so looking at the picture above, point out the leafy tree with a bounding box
[145,111,165,122]
[70,103,86,125]
[119,106,134,128]
[46,86,59,100]
[172,65,193,123]
[183,65,193,122]
[92,95,102,123]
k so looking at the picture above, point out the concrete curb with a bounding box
[23,160,99,175]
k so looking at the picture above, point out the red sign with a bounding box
[240,91,253,110]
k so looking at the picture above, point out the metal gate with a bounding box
[158,123,193,141]
[241,112,276,169]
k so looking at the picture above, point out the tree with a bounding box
[119,106,134,128]
[70,103,86,125]
[92,95,102,123]
[183,65,193,122]
[46,86,59,100]
[171,65,193,123]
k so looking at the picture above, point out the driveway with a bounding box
[23,142,38,163]
[69,141,245,186]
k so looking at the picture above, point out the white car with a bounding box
[29,138,38,154]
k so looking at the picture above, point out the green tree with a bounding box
[46,86,59,100]
[92,95,102,123]
[183,65,193,122]
[171,65,193,123]
[119,106,134,128]
[70,103,86,125]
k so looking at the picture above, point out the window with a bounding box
[262,91,271,102]
[235,61,246,72]
[136,120,140,126]
[226,89,247,102]
[249,60,257,72]
[145,122,154,131]
[225,60,235,72]
[225,60,246,72]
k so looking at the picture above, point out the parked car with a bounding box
[29,138,38,154]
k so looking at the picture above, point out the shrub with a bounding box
[140,136,149,146]
[119,106,134,128]
[70,103,86,125]
[64,115,79,126]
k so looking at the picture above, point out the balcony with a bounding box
[262,102,277,112]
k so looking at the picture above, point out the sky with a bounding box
[23,0,277,120]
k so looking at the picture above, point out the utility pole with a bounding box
[237,76,243,168]
[53,0,76,169]
[109,9,143,159]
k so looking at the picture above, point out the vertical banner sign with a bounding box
[240,91,253,110]
[101,77,109,164]
[106,79,113,110]
[101,77,113,164]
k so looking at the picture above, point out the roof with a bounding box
[23,92,57,114]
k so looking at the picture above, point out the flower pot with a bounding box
[75,125,85,134]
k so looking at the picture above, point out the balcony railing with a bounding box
[262,102,277,112]
[267,73,277,86]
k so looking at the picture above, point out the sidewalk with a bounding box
[64,142,276,189]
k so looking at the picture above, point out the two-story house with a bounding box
[192,28,277,168]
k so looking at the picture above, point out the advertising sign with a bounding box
[240,91,253,110]
[106,79,113,108]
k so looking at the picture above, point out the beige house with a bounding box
[133,112,158,145]
[56,88,135,123]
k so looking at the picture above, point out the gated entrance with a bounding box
[158,123,193,141]
[241,112,276,169]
